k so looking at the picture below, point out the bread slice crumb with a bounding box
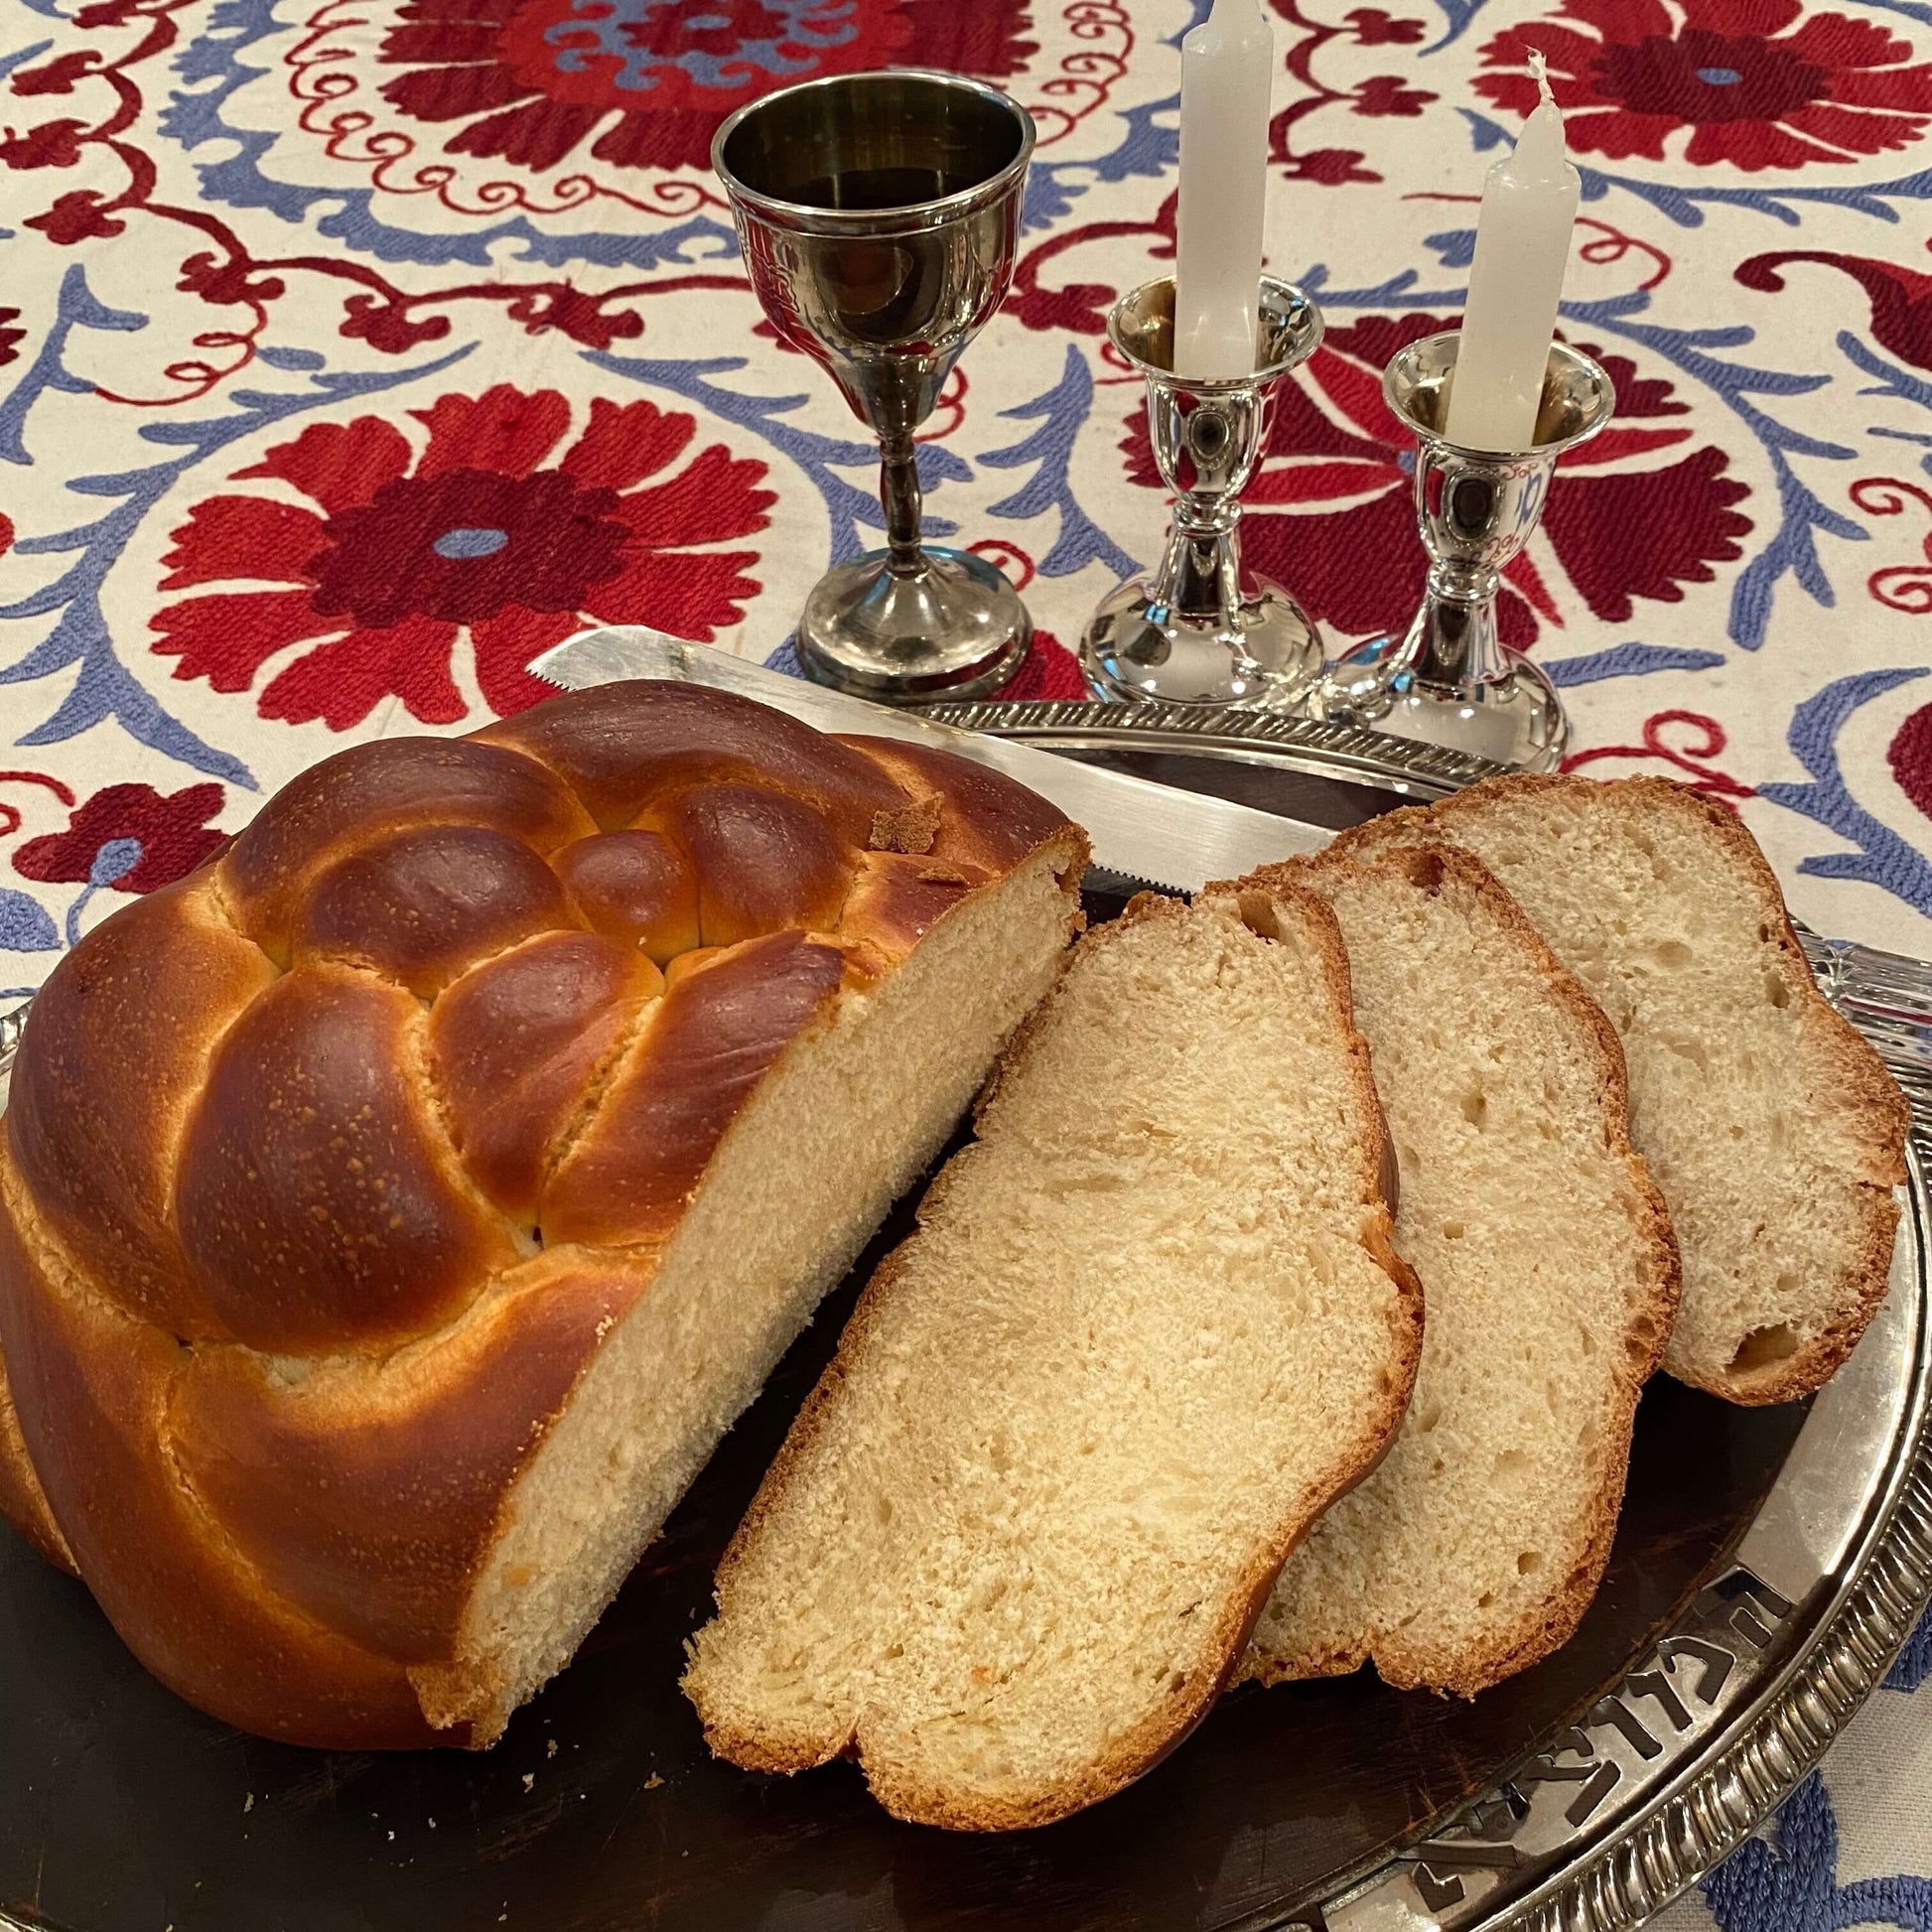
[684,887,1422,1829]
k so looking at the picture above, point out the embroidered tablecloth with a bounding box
[0,0,1927,1917]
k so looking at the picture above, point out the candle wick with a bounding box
[1526,45,1557,112]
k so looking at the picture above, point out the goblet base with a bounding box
[1080,577,1323,709]
[795,547,1031,704]
[1306,632,1570,772]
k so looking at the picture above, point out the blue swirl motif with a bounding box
[544,0,857,90]
[0,262,478,788]
[1023,93,1177,231]
[981,342,1142,583]
[1704,1770,1932,1932]
[1755,666,1932,919]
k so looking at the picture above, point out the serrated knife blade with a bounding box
[529,627,1327,893]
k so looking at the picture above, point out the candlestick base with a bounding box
[1305,332,1614,772]
[1083,578,1322,709]
[1078,274,1326,710]
[1306,628,1570,770]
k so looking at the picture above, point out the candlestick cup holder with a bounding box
[1304,332,1614,770]
[1081,275,1326,709]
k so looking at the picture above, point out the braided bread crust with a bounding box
[0,679,1084,1747]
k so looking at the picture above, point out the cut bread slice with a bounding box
[1223,844,1679,1695]
[1334,776,1909,1404]
[683,886,1424,1830]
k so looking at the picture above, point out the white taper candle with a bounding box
[1173,0,1275,380]
[1444,56,1581,453]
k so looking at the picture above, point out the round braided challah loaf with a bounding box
[0,679,1086,1749]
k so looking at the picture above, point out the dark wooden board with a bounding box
[0,781,1812,1932]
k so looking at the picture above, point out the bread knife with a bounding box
[528,627,1326,894]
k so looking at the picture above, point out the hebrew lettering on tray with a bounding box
[1384,1569,1795,1922]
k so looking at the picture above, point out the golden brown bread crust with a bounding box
[1230,840,1680,1698]
[1335,775,1908,1405]
[688,883,1425,1830]
[0,1338,71,1572]
[0,679,1082,1747]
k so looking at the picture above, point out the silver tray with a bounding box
[926,699,1932,1932]
[0,699,1927,1932]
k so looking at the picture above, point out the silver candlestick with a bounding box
[1081,275,1326,709]
[713,70,1035,703]
[1304,332,1615,771]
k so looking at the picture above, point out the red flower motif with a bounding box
[150,385,776,730]
[1345,8,1428,45]
[179,252,288,309]
[339,293,453,353]
[1122,312,1752,647]
[27,190,125,243]
[11,51,101,95]
[1274,142,1379,185]
[1476,0,1932,171]
[0,119,86,170]
[1353,74,1437,116]
[0,309,21,369]
[374,0,1035,177]
[14,783,227,895]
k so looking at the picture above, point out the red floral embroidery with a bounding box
[1352,74,1436,117]
[1476,0,1932,171]
[0,119,87,170]
[1888,703,1932,824]
[1344,7,1427,45]
[992,629,1086,702]
[1122,312,1752,647]
[1736,250,1932,375]
[375,0,1035,177]
[1563,711,1755,800]
[27,190,125,243]
[14,782,227,894]
[150,385,775,730]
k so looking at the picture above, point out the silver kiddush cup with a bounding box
[1305,333,1615,770]
[713,70,1035,702]
[1081,275,1325,709]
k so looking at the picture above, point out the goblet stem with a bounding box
[881,435,924,576]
